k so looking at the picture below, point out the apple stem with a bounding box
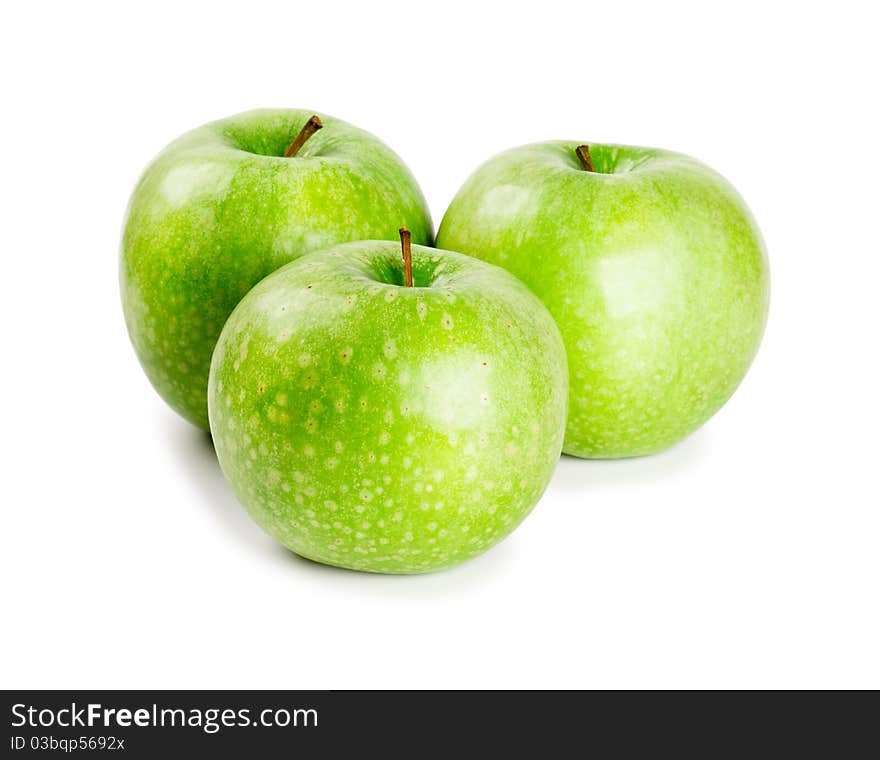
[284,115,323,158]
[575,145,594,172]
[399,227,413,287]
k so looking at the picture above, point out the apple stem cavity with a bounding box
[399,227,414,287]
[575,145,595,172]
[283,115,323,158]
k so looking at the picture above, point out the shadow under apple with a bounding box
[550,426,711,495]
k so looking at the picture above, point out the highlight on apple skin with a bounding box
[120,109,433,430]
[437,141,769,459]
[207,239,569,574]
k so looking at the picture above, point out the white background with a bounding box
[2,1,878,689]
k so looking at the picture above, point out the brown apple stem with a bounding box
[575,144,594,172]
[399,227,413,287]
[283,115,323,157]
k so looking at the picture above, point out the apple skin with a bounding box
[437,142,769,458]
[207,241,568,574]
[120,109,433,429]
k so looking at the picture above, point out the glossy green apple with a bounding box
[207,238,568,574]
[121,109,433,429]
[437,142,769,458]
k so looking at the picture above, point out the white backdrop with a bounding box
[2,0,877,689]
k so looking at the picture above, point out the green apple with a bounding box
[437,142,769,458]
[120,109,433,429]
[207,236,568,574]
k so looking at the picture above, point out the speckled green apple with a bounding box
[437,142,769,458]
[207,240,568,573]
[121,109,433,429]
